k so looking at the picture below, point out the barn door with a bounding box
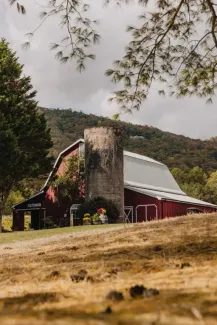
[124,206,134,223]
[135,204,158,222]
[31,210,40,230]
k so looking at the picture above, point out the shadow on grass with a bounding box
[39,236,217,271]
[1,290,217,323]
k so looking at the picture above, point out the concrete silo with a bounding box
[84,127,124,220]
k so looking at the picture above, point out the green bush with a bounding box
[3,190,24,215]
[91,213,101,223]
[77,197,119,224]
[43,216,56,229]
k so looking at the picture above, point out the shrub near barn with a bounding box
[77,197,119,225]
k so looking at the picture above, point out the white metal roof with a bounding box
[123,152,183,194]
[125,185,217,208]
[124,150,163,165]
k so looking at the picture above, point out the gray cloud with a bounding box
[2,0,217,139]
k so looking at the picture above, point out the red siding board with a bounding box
[57,147,79,177]
[124,189,160,222]
[162,200,215,218]
[124,188,216,222]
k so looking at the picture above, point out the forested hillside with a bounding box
[42,107,217,173]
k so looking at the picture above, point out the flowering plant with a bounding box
[91,213,101,223]
[84,213,90,218]
[83,217,90,222]
[97,208,106,214]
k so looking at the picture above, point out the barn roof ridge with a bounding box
[124,181,185,196]
[123,151,164,166]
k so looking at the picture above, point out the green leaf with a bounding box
[105,69,115,77]
[112,113,120,121]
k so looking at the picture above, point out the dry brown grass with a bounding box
[1,213,217,324]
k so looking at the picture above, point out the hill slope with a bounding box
[1,214,217,324]
[42,107,217,172]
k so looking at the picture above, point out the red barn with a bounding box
[12,139,84,231]
[12,138,216,230]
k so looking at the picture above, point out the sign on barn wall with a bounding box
[27,203,42,208]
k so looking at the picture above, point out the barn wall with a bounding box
[44,143,81,226]
[162,200,216,218]
[124,189,216,222]
[46,144,79,203]
[56,147,79,177]
[124,189,161,222]
[43,197,70,227]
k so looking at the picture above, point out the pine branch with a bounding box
[133,0,185,104]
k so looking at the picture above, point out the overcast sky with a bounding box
[1,0,217,140]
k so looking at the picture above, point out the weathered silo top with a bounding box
[84,127,123,150]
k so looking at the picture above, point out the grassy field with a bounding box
[1,213,217,324]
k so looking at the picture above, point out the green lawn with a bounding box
[0,224,122,245]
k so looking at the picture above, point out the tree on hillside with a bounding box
[9,0,217,111]
[171,166,217,204]
[187,166,207,185]
[172,166,207,199]
[170,168,186,185]
[3,191,24,216]
[0,39,53,232]
[207,171,217,190]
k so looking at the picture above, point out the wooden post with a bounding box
[13,210,24,231]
